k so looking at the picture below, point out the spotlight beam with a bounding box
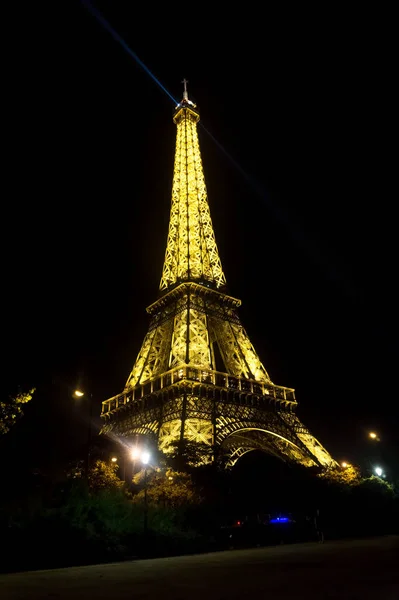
[81,0,178,105]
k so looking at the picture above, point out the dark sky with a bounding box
[3,2,398,470]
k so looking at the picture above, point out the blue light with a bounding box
[270,517,290,523]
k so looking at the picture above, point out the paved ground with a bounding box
[1,536,398,599]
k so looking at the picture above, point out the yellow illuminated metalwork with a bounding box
[160,94,226,291]
[124,283,272,390]
[101,83,337,471]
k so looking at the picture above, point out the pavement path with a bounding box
[1,535,398,599]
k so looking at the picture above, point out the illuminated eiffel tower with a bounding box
[101,81,336,469]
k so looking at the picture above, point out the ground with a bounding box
[1,536,398,599]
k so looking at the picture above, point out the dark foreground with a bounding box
[1,536,398,600]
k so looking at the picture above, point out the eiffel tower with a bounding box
[101,81,336,469]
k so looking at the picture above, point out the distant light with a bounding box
[131,448,141,460]
[369,432,377,439]
[374,466,383,477]
[270,517,289,523]
[74,390,84,397]
[141,451,150,465]
[341,462,348,468]
[111,457,118,463]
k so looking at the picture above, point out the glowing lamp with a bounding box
[131,448,141,460]
[141,451,151,465]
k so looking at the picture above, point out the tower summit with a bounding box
[101,83,336,469]
[160,80,226,291]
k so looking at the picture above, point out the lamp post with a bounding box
[130,447,151,535]
[131,446,141,471]
[74,389,93,480]
[141,450,151,536]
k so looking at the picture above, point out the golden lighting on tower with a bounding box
[100,82,337,472]
[160,94,226,291]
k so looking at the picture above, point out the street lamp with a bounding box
[374,466,384,477]
[131,447,141,460]
[141,451,151,537]
[129,448,152,536]
[74,389,94,479]
[141,451,150,465]
[111,457,118,463]
[129,447,142,482]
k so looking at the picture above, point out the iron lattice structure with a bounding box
[101,83,336,469]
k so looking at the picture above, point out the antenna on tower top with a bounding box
[182,78,189,101]
[176,78,196,110]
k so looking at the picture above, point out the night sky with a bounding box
[4,2,398,471]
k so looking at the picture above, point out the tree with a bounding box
[165,440,215,470]
[318,463,361,486]
[0,388,35,435]
[132,468,200,508]
[354,475,395,499]
[88,459,125,491]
